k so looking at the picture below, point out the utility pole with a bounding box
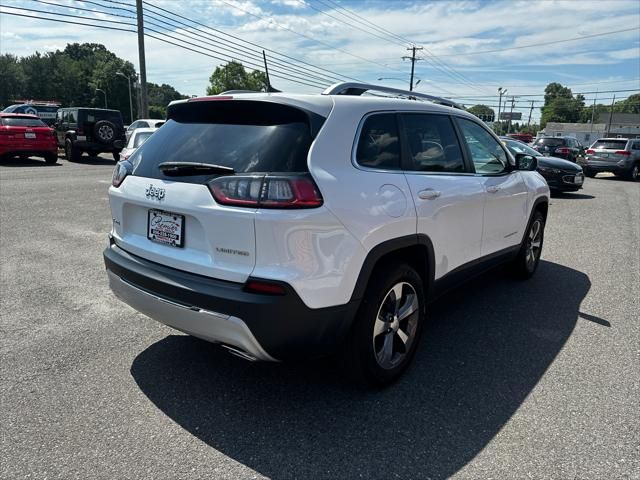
[507,96,515,134]
[527,100,534,127]
[590,90,598,138]
[606,94,615,137]
[497,87,504,134]
[136,0,148,118]
[402,45,423,91]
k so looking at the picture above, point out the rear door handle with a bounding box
[486,186,500,193]
[418,189,441,200]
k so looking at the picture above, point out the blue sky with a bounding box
[1,0,639,122]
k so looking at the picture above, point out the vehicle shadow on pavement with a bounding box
[130,260,590,479]
[0,157,60,167]
[67,155,116,166]
[550,192,595,200]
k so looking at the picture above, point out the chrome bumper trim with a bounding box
[107,270,278,361]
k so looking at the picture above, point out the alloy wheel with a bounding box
[98,125,114,142]
[372,282,419,370]
[526,219,542,271]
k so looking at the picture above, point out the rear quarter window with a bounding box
[355,113,401,170]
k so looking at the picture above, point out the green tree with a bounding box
[540,83,585,128]
[0,54,25,108]
[467,104,495,122]
[206,61,268,95]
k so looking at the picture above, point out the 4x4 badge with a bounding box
[145,184,165,201]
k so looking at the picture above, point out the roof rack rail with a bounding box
[322,82,464,110]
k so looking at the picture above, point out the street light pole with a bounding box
[116,72,134,124]
[95,88,107,108]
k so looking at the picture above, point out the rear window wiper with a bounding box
[158,162,235,176]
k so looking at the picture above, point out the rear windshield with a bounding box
[592,139,627,149]
[1,117,47,127]
[130,101,320,182]
[133,131,154,148]
[534,138,565,147]
[80,110,123,124]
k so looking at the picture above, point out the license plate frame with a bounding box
[24,132,36,139]
[574,173,584,185]
[147,209,185,248]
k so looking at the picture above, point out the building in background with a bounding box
[539,113,640,144]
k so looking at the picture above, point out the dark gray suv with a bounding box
[54,108,126,162]
[580,138,640,181]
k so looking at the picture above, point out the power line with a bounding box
[0,9,136,32]
[0,7,326,90]
[63,0,349,86]
[188,0,408,75]
[428,27,640,57]
[2,4,135,25]
[448,89,640,99]
[137,1,360,83]
[139,4,343,84]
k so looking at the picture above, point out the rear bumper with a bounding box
[103,242,359,361]
[0,145,57,156]
[580,159,635,174]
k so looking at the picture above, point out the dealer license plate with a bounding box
[574,173,584,185]
[147,209,184,248]
[24,132,36,139]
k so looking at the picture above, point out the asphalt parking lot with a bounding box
[1,155,638,479]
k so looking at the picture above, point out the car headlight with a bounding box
[538,166,561,174]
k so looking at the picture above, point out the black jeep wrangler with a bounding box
[54,108,125,161]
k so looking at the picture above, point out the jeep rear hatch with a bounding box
[109,99,327,283]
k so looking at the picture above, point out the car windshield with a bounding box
[503,139,539,157]
[132,131,154,148]
[592,139,627,149]
[534,138,565,147]
[1,117,47,127]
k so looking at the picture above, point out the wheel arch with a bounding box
[350,234,436,303]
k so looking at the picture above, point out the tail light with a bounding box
[76,128,84,135]
[208,174,323,209]
[586,149,595,154]
[111,160,132,187]
[615,150,631,156]
[556,147,570,154]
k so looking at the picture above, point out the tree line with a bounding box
[0,43,188,123]
[467,83,639,132]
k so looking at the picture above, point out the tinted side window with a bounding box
[63,111,69,123]
[402,114,464,172]
[457,118,508,174]
[68,110,77,123]
[355,114,401,170]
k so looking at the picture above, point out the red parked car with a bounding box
[0,113,58,164]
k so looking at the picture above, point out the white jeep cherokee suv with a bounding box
[104,83,549,386]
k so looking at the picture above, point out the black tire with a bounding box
[584,169,597,178]
[44,153,57,164]
[512,210,545,279]
[65,139,81,162]
[628,164,639,182]
[112,150,121,162]
[93,120,117,144]
[342,263,426,387]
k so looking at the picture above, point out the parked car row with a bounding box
[0,105,162,165]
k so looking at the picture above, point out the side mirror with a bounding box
[113,140,124,150]
[515,153,538,171]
